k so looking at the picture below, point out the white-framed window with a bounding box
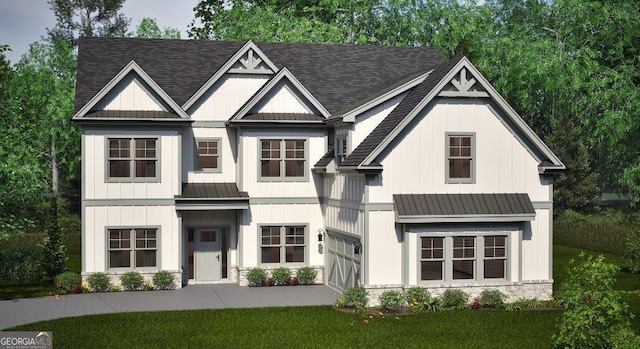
[108,228,158,269]
[259,139,307,180]
[446,133,475,183]
[107,138,159,181]
[336,137,348,163]
[196,138,220,171]
[260,225,306,264]
[419,235,507,282]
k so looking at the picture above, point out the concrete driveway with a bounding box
[0,284,339,329]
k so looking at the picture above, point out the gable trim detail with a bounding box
[73,60,189,120]
[229,67,331,120]
[182,40,279,110]
[360,57,564,171]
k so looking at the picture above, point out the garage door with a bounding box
[326,230,361,292]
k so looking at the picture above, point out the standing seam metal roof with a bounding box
[393,193,535,217]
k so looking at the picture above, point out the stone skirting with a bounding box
[364,280,553,307]
[82,270,183,289]
[235,265,324,286]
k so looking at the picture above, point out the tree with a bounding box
[546,117,600,213]
[40,196,67,277]
[47,0,130,46]
[135,17,181,39]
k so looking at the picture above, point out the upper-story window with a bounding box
[108,138,158,181]
[260,139,306,180]
[196,139,220,172]
[446,133,475,183]
[336,137,348,163]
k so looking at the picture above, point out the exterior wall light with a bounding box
[317,228,324,242]
[353,241,362,254]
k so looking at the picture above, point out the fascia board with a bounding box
[182,40,279,110]
[396,213,536,223]
[230,67,331,120]
[73,60,189,120]
[341,70,432,123]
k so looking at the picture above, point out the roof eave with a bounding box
[72,118,194,126]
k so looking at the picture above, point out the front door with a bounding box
[194,228,222,281]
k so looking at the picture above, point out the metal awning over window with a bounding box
[393,193,535,223]
[175,183,249,210]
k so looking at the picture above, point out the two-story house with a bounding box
[73,37,563,303]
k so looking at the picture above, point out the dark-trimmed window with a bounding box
[197,139,220,170]
[260,225,306,264]
[108,228,158,269]
[420,235,507,282]
[446,134,474,183]
[108,138,158,180]
[260,139,306,179]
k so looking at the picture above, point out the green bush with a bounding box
[405,287,432,313]
[295,266,317,285]
[441,289,469,309]
[153,270,176,290]
[0,247,41,282]
[55,271,81,294]
[479,289,507,308]
[40,197,67,278]
[87,272,110,292]
[624,228,640,273]
[120,271,144,291]
[554,209,631,255]
[272,267,292,286]
[378,290,404,312]
[343,287,369,311]
[553,253,638,348]
[246,268,267,286]
[142,282,155,291]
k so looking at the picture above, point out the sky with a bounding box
[0,0,200,65]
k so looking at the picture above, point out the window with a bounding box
[260,139,306,180]
[260,225,306,264]
[446,133,474,183]
[108,228,158,269]
[197,139,220,171]
[336,137,348,163]
[420,235,507,282]
[108,138,158,180]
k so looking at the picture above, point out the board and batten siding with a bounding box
[82,129,181,200]
[323,174,365,236]
[83,205,180,273]
[367,99,551,203]
[187,75,269,120]
[94,74,171,112]
[183,127,238,183]
[250,80,319,114]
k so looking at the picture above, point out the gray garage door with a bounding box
[326,230,361,292]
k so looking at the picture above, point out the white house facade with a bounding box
[73,37,564,303]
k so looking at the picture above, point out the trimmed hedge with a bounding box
[554,209,631,255]
[0,247,41,282]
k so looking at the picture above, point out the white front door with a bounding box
[195,228,222,281]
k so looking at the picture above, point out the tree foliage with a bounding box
[135,18,181,39]
[40,197,67,278]
[47,0,130,46]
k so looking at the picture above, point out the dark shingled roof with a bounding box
[393,193,535,217]
[75,37,445,114]
[340,57,463,167]
[176,183,249,199]
[242,113,324,121]
[314,147,335,168]
[85,110,180,118]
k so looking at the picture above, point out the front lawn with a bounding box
[11,306,560,348]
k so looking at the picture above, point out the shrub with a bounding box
[272,267,292,286]
[378,290,404,312]
[479,289,507,308]
[246,268,267,286]
[108,285,121,292]
[0,247,41,282]
[41,197,67,278]
[625,228,640,273]
[469,297,481,309]
[554,209,629,255]
[525,298,541,309]
[71,284,83,294]
[265,277,274,286]
[505,301,522,311]
[296,266,317,285]
[441,289,469,309]
[290,276,300,286]
[55,271,81,294]
[153,270,176,290]
[343,287,368,311]
[553,253,637,348]
[142,282,155,291]
[120,271,144,291]
[87,272,110,292]
[405,287,432,313]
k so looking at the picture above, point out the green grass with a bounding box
[10,306,561,348]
